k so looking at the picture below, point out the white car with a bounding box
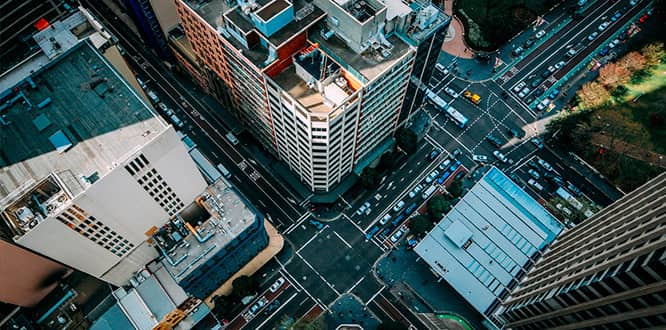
[472,154,488,162]
[536,99,551,111]
[408,184,424,198]
[493,150,508,163]
[518,87,531,98]
[587,32,598,41]
[444,87,459,98]
[528,169,541,180]
[513,81,526,93]
[629,0,638,5]
[435,63,449,75]
[598,21,610,31]
[535,30,546,39]
[438,159,452,170]
[380,214,392,225]
[528,179,544,191]
[608,39,620,48]
[269,277,285,293]
[356,202,370,215]
[554,60,566,70]
[425,170,439,183]
[537,158,553,171]
[393,201,406,213]
[390,228,405,243]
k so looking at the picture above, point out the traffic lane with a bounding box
[243,286,300,330]
[255,294,317,330]
[504,0,624,87]
[286,255,339,306]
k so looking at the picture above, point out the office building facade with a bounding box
[175,0,446,192]
[500,172,666,329]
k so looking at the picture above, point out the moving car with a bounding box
[537,158,553,171]
[528,169,541,180]
[587,32,598,41]
[444,87,459,98]
[541,66,556,78]
[565,49,577,59]
[463,91,481,105]
[472,155,488,162]
[554,60,566,70]
[508,127,526,138]
[598,21,610,31]
[428,149,441,160]
[493,150,508,163]
[611,11,622,21]
[249,298,268,315]
[486,134,504,147]
[528,179,544,191]
[450,149,462,159]
[531,138,544,149]
[309,219,324,230]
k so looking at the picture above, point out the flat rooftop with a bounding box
[311,30,412,82]
[158,179,259,281]
[0,41,165,203]
[273,65,331,114]
[414,167,563,321]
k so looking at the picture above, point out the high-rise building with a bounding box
[0,38,207,287]
[499,172,666,329]
[122,0,172,58]
[174,0,447,192]
[0,0,75,72]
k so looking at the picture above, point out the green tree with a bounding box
[211,295,236,320]
[611,85,628,99]
[231,275,258,298]
[427,195,451,219]
[408,215,434,237]
[360,167,381,189]
[395,128,417,154]
[378,151,399,172]
[377,321,408,330]
[448,180,463,198]
[630,69,651,84]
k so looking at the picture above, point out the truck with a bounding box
[463,91,481,105]
[189,148,222,183]
[422,185,437,199]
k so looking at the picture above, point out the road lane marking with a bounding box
[256,291,299,330]
[333,230,352,249]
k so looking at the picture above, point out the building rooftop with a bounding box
[0,41,165,222]
[414,167,563,323]
[155,179,259,282]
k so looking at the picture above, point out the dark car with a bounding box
[534,88,545,97]
[512,47,525,57]
[531,78,543,88]
[525,96,535,105]
[523,38,535,48]
[486,134,504,147]
[428,149,441,160]
[507,127,526,138]
[450,148,462,159]
[598,47,611,57]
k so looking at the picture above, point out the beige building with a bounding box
[499,172,666,329]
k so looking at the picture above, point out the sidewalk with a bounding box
[326,294,380,330]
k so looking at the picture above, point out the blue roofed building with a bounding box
[414,167,564,328]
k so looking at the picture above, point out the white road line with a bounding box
[297,252,341,295]
[256,291,299,330]
[365,285,386,304]
[347,275,367,294]
[285,212,311,234]
[333,230,352,249]
[295,225,327,253]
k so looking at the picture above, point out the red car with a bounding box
[638,14,649,23]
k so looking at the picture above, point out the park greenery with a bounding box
[456,0,558,50]
[548,42,666,191]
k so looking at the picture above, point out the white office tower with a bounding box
[0,40,207,286]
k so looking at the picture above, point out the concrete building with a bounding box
[0,36,207,287]
[414,167,564,327]
[121,0,173,58]
[499,172,666,329]
[0,0,76,73]
[174,0,446,192]
[152,178,269,299]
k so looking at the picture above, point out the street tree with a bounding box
[598,63,630,88]
[395,128,417,154]
[408,215,434,237]
[427,195,451,219]
[360,167,381,189]
[577,82,610,109]
[641,42,665,66]
[231,275,258,298]
[618,51,647,72]
[448,180,463,198]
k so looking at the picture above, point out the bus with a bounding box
[217,164,232,179]
[556,187,584,211]
[426,89,448,110]
[445,107,468,128]
[189,148,222,183]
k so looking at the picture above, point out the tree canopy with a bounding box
[427,195,451,219]
[395,128,417,154]
[360,167,381,189]
[408,215,434,237]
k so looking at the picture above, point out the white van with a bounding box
[225,132,240,145]
[422,185,437,200]
[170,114,184,128]
[217,164,232,179]
[147,90,159,103]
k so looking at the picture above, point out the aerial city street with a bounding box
[0,0,664,329]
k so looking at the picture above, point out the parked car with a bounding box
[380,214,392,225]
[450,149,462,159]
[513,82,526,93]
[309,219,324,230]
[518,87,531,98]
[523,38,535,48]
[599,46,611,57]
[537,158,553,171]
[534,88,545,97]
[528,169,541,180]
[269,277,285,293]
[608,39,620,48]
[508,127,526,138]
[528,179,544,191]
[438,159,452,170]
[390,228,406,243]
[548,89,560,99]
[536,99,551,111]
[437,171,452,184]
[249,298,268,315]
[528,160,539,169]
[629,0,639,5]
[531,138,544,149]
[638,14,649,23]
[264,300,281,315]
[512,47,524,56]
[493,150,508,163]
[472,154,488,162]
[535,30,546,39]
[356,202,371,216]
[530,78,543,88]
[554,60,566,70]
[425,170,439,183]
[409,184,424,198]
[428,149,441,160]
[435,63,449,75]
[393,201,406,213]
[444,87,459,98]
[525,96,535,105]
